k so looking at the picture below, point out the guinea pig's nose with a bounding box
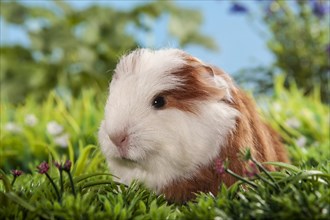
[109,132,129,149]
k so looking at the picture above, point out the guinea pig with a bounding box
[98,48,289,203]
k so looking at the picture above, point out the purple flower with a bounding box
[37,162,61,201]
[54,160,72,171]
[214,159,225,175]
[11,170,23,177]
[54,161,61,169]
[229,3,248,14]
[311,0,330,18]
[63,160,72,172]
[244,160,259,178]
[37,161,50,174]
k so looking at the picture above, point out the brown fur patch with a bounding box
[162,58,226,113]
[160,64,289,204]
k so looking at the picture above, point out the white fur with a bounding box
[98,48,239,192]
[213,75,233,101]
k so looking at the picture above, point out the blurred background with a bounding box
[0,0,329,171]
[1,0,329,104]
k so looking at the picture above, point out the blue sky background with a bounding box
[0,0,274,75]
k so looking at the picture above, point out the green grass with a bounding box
[0,89,106,171]
[1,77,329,219]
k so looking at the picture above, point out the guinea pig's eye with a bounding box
[152,96,166,109]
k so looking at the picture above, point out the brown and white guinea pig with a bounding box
[98,48,289,203]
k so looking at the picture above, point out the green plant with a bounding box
[1,77,329,219]
[0,89,105,171]
[181,162,330,220]
[260,75,330,167]
[0,151,180,220]
[230,0,330,102]
[1,149,329,219]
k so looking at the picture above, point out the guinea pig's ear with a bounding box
[199,65,233,102]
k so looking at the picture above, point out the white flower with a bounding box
[54,133,70,148]
[5,122,22,133]
[25,114,38,127]
[47,121,63,136]
[296,136,307,148]
[285,117,301,129]
[273,102,282,112]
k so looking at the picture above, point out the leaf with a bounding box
[4,192,36,212]
[283,170,330,192]
[103,198,111,212]
[263,162,301,173]
[114,201,122,217]
[139,201,147,214]
[81,180,116,190]
[73,145,96,176]
[0,169,12,192]
[74,173,118,184]
[68,141,75,166]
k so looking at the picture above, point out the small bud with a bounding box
[241,148,252,161]
[244,160,259,178]
[37,161,50,174]
[63,160,72,172]
[11,169,23,177]
[54,161,61,169]
[214,159,225,175]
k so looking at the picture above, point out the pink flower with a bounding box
[214,159,225,175]
[244,160,259,178]
[37,161,50,174]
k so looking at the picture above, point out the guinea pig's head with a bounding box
[98,48,239,191]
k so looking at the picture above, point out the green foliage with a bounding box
[0,168,178,219]
[1,157,329,219]
[182,164,330,220]
[0,0,217,103]
[235,0,330,102]
[1,77,329,219]
[0,90,106,171]
[260,75,329,166]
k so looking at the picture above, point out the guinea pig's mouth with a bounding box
[122,157,137,163]
[114,156,138,165]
